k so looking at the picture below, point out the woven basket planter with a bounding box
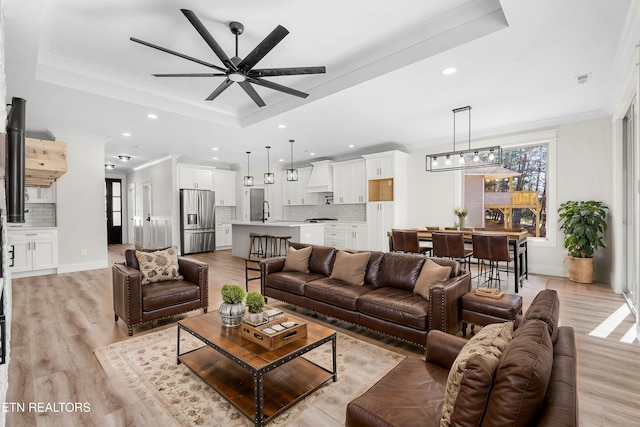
[567,256,594,284]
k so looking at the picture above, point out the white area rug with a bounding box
[94,326,405,426]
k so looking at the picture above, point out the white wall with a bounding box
[54,132,109,273]
[407,117,614,282]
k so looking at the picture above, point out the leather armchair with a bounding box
[112,249,209,336]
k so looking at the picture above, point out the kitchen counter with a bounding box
[231,222,325,258]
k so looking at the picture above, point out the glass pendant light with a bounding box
[264,146,275,184]
[243,151,254,186]
[286,139,298,181]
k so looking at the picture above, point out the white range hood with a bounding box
[307,160,334,193]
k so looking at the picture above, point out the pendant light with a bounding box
[243,151,254,186]
[286,139,298,181]
[264,146,275,184]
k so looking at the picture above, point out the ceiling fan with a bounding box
[130,9,326,107]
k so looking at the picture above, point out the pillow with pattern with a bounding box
[135,246,181,285]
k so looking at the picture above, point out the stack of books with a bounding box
[264,307,285,322]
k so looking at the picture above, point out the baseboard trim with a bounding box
[57,260,109,274]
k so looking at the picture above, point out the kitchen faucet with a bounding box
[262,201,270,223]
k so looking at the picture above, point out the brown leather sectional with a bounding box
[346,289,577,426]
[260,243,472,346]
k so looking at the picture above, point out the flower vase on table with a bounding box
[454,207,468,230]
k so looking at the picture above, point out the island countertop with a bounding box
[231,222,325,258]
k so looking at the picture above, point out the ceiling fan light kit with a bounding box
[426,106,502,172]
[131,9,326,107]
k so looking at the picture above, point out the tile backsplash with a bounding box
[24,203,56,227]
[283,204,366,222]
[215,206,236,223]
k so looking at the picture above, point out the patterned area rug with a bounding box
[94,326,406,426]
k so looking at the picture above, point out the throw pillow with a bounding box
[330,250,371,285]
[440,321,514,427]
[135,246,181,285]
[414,259,452,300]
[282,246,312,273]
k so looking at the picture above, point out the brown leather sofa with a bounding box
[346,289,577,427]
[112,249,209,336]
[260,243,471,346]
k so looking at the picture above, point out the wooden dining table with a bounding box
[389,228,528,293]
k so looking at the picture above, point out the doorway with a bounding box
[105,178,123,244]
[623,100,638,315]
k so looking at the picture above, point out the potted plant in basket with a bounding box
[557,200,608,283]
[245,292,266,325]
[219,284,245,327]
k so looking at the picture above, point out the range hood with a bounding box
[307,160,334,193]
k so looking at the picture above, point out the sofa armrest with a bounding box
[178,257,209,307]
[429,271,471,335]
[112,263,143,325]
[425,330,467,369]
[259,257,285,293]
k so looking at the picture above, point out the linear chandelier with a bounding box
[426,106,502,172]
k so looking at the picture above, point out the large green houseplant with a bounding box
[557,200,608,283]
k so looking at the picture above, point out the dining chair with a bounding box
[401,230,432,256]
[471,234,490,287]
[431,232,473,270]
[391,229,405,253]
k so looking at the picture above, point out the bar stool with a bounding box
[471,234,490,287]
[246,233,266,291]
[475,234,513,288]
[271,235,291,256]
[249,232,266,258]
[432,232,473,270]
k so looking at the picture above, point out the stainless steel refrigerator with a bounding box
[180,189,216,255]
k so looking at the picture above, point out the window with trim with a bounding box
[481,143,548,238]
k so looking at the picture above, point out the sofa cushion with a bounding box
[283,246,312,273]
[483,319,554,426]
[330,250,371,285]
[135,246,181,285]
[358,287,430,330]
[309,246,337,276]
[441,322,513,427]
[142,280,200,311]
[414,259,452,301]
[522,289,560,342]
[264,271,326,296]
[378,253,425,291]
[304,279,375,310]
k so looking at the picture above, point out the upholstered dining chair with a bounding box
[431,232,473,270]
[391,229,406,253]
[400,230,432,256]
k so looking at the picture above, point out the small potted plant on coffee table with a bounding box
[219,284,245,328]
[245,291,266,325]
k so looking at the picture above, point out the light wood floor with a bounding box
[5,245,640,426]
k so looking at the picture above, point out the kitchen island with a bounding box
[231,222,325,258]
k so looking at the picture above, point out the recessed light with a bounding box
[212,147,219,151]
[118,155,131,162]
[442,67,457,75]
[309,152,316,156]
[213,157,219,160]
[105,163,116,169]
[348,144,355,148]
[122,132,131,137]
[278,124,286,129]
[147,113,158,119]
[278,158,285,162]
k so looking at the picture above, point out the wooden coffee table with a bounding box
[177,311,337,426]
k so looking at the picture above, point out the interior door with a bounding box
[105,178,123,244]
[127,184,135,244]
[142,182,152,247]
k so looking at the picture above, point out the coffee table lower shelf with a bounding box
[179,346,335,425]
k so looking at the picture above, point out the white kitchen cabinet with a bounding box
[178,165,213,190]
[8,228,58,276]
[324,223,346,247]
[212,170,237,206]
[215,224,233,248]
[367,202,395,252]
[333,160,366,204]
[365,153,395,178]
[282,167,318,206]
[324,222,367,250]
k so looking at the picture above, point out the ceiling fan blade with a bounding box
[130,37,226,72]
[181,9,236,71]
[206,78,234,101]
[238,25,289,72]
[247,77,309,98]
[238,82,266,107]
[249,66,326,77]
[152,73,227,77]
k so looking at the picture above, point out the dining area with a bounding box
[388,227,529,293]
